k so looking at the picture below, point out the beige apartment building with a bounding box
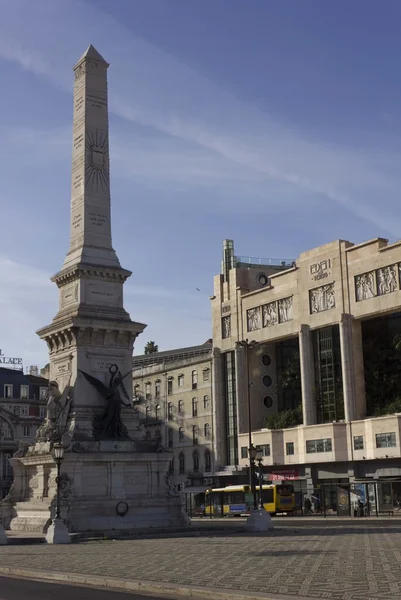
[132,342,215,496]
[211,238,401,513]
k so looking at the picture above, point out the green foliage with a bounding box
[265,405,303,430]
[144,341,159,355]
[374,397,401,417]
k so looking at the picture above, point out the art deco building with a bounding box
[132,342,215,493]
[0,367,48,499]
[211,238,401,511]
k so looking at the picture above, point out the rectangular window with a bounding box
[167,379,173,395]
[306,438,332,453]
[286,442,294,456]
[20,406,28,416]
[375,432,397,448]
[241,446,248,459]
[39,406,46,419]
[20,385,29,399]
[23,425,30,437]
[261,444,270,457]
[39,387,47,400]
[4,385,13,399]
[353,435,364,450]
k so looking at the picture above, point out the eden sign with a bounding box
[310,259,332,282]
[0,349,23,366]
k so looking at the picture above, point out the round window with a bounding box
[257,273,269,287]
[261,354,271,367]
[262,375,272,387]
[263,396,273,408]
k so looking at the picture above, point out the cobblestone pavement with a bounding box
[2,523,401,600]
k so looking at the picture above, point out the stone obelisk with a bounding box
[1,47,188,535]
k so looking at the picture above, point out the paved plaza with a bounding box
[2,520,401,599]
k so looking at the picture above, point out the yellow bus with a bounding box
[205,483,295,516]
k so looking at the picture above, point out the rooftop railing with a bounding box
[235,255,296,267]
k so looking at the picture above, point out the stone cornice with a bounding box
[51,263,132,287]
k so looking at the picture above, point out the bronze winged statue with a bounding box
[79,364,132,440]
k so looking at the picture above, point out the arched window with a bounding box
[192,398,198,417]
[191,370,198,390]
[133,384,140,398]
[203,395,210,410]
[178,374,184,387]
[179,451,185,474]
[204,423,210,439]
[193,450,199,473]
[205,449,212,473]
[168,402,173,420]
[155,404,160,420]
[155,379,161,398]
[179,427,184,441]
[145,381,151,397]
[145,406,150,421]
[193,425,199,445]
[202,368,210,382]
[178,400,184,415]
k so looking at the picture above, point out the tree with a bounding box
[144,341,159,355]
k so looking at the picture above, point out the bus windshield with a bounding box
[276,484,294,496]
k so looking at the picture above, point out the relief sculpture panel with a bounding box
[247,307,261,331]
[377,265,398,296]
[355,271,376,301]
[310,283,335,314]
[278,297,293,323]
[222,315,231,339]
[262,302,278,327]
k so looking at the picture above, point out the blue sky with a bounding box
[1,0,401,369]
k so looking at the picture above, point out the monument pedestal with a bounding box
[46,519,70,544]
[246,508,274,532]
[2,441,188,534]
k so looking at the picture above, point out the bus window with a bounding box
[277,484,294,496]
[262,489,274,504]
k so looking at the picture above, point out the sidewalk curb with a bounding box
[0,566,315,600]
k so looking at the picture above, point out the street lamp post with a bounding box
[236,339,256,486]
[236,340,273,532]
[248,444,258,510]
[54,442,64,520]
[256,447,264,508]
[45,442,70,544]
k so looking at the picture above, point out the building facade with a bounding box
[0,367,48,499]
[211,238,401,511]
[132,342,215,494]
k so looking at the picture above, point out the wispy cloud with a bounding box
[1,0,400,234]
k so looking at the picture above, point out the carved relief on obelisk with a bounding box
[63,45,120,270]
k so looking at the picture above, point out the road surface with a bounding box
[0,576,180,600]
